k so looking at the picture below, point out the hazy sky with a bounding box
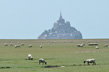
[0,0,109,39]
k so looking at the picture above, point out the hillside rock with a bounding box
[38,13,82,39]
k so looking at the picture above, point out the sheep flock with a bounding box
[1,39,109,68]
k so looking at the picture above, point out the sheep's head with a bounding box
[83,61,86,64]
[45,62,47,65]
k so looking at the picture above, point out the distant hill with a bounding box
[38,13,82,39]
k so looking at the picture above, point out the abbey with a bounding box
[38,13,82,39]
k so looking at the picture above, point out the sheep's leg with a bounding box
[92,62,96,65]
[94,62,96,65]
[28,57,30,60]
[87,62,90,65]
[44,62,47,65]
[31,58,33,60]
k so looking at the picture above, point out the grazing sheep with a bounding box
[15,45,20,48]
[10,43,13,46]
[15,45,17,48]
[77,44,85,47]
[83,59,96,65]
[96,46,99,49]
[88,43,98,46]
[28,45,32,48]
[104,44,108,47]
[39,58,47,65]
[40,45,43,48]
[28,54,33,60]
[21,43,24,46]
[4,43,8,46]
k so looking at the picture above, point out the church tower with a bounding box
[57,12,65,24]
[59,11,62,20]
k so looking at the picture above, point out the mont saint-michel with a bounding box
[38,13,82,39]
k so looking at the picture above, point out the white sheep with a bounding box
[10,43,13,46]
[15,45,20,48]
[88,43,98,46]
[84,59,96,65]
[28,45,32,48]
[77,44,84,47]
[40,45,43,48]
[39,58,47,65]
[96,46,99,49]
[21,43,24,46]
[28,54,33,60]
[104,44,108,47]
[4,43,8,46]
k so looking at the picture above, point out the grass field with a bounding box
[0,39,109,72]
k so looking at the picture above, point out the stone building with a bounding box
[38,13,82,39]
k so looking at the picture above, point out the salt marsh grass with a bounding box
[0,39,109,72]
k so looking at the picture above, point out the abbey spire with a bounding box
[58,12,65,24]
[59,11,62,20]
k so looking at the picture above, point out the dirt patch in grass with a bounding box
[44,64,96,68]
[0,67,10,69]
[44,65,60,68]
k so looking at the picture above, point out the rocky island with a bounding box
[38,13,82,39]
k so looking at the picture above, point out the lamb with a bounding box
[39,58,47,65]
[28,54,33,60]
[83,59,96,65]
